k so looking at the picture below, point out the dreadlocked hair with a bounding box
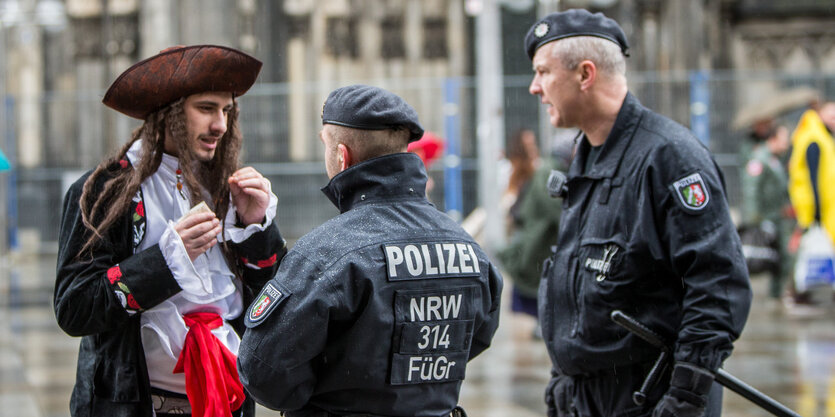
[78,99,178,256]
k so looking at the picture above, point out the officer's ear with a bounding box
[337,143,351,171]
[578,60,596,92]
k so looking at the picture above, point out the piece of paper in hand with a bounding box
[178,201,213,222]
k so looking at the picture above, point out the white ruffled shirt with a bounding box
[126,140,278,394]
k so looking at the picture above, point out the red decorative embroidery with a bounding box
[256,253,278,268]
[240,257,249,265]
[107,266,122,284]
[106,264,142,312]
[119,159,129,169]
[126,294,141,310]
[136,201,145,217]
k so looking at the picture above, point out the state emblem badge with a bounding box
[250,293,273,320]
[247,282,288,325]
[672,172,709,211]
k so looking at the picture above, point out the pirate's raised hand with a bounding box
[175,211,220,262]
[229,167,271,226]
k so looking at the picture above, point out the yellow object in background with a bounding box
[789,109,835,246]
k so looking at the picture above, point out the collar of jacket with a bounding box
[321,152,429,213]
[570,92,644,180]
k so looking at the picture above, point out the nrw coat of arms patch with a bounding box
[672,172,709,210]
[247,282,288,325]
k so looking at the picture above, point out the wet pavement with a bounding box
[1,251,834,417]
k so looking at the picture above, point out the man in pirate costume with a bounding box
[54,45,287,417]
[237,85,503,417]
[525,10,751,417]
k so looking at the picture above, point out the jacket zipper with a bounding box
[568,255,580,337]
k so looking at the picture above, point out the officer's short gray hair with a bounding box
[329,125,410,163]
[551,36,626,77]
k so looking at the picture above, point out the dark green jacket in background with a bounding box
[498,159,564,298]
[742,145,790,226]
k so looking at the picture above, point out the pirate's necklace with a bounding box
[176,166,186,200]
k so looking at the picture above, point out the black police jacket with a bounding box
[540,93,752,377]
[54,161,286,417]
[238,153,503,417]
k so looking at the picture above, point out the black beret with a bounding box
[322,85,425,142]
[524,9,629,60]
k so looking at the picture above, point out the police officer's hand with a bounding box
[175,211,221,262]
[652,363,714,417]
[652,393,704,417]
[545,377,558,417]
[545,375,573,417]
[229,166,271,226]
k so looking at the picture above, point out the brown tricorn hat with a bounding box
[103,45,262,120]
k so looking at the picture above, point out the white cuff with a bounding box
[222,189,278,243]
[159,221,214,298]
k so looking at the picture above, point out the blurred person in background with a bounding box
[237,85,502,417]
[494,128,539,237]
[788,101,835,304]
[526,9,751,417]
[408,131,445,195]
[498,129,562,337]
[54,45,287,417]
[741,121,795,304]
[789,102,835,235]
[503,128,541,209]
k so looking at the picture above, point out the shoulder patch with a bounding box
[672,172,710,211]
[246,282,290,327]
[746,160,763,177]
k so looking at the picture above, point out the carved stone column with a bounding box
[284,0,313,162]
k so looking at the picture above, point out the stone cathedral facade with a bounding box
[4,0,835,246]
[11,0,835,168]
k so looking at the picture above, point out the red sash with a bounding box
[174,312,244,417]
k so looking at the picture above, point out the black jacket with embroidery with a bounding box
[54,160,287,417]
[237,153,503,417]
[540,93,752,377]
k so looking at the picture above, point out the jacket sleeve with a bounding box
[653,142,752,372]
[468,261,503,360]
[741,156,764,225]
[517,166,562,291]
[54,174,181,337]
[229,222,288,292]
[237,251,332,411]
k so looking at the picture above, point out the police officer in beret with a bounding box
[525,9,752,417]
[237,85,503,417]
[55,45,287,416]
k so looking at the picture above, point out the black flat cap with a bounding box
[322,85,424,142]
[525,9,629,60]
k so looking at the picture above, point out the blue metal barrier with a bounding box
[443,78,463,222]
[689,70,711,147]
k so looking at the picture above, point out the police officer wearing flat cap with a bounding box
[55,45,287,417]
[526,9,751,417]
[238,85,503,417]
